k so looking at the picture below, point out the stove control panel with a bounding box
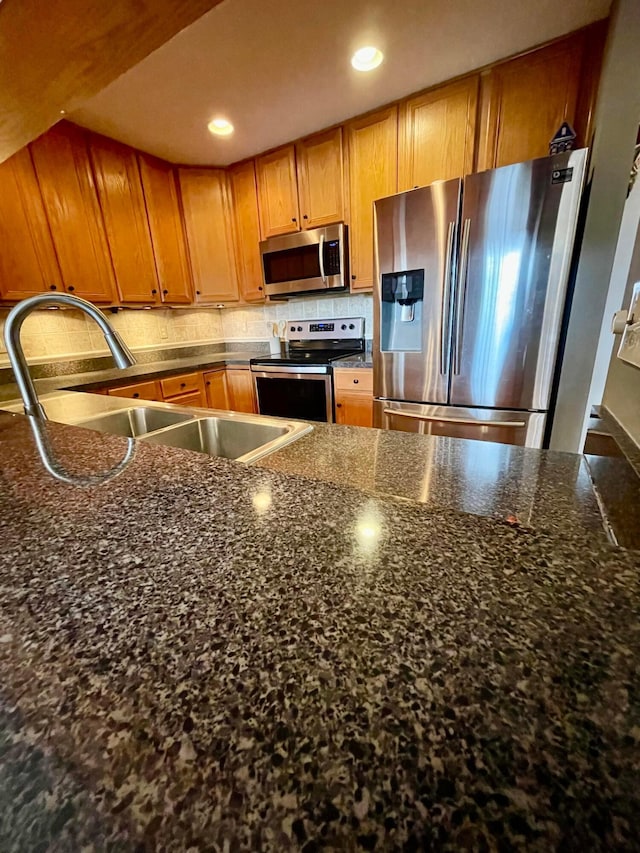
[286,317,364,341]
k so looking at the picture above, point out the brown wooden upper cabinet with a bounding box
[296,127,345,229]
[138,154,193,305]
[29,124,117,303]
[89,136,160,305]
[399,76,479,191]
[178,168,239,304]
[346,106,398,291]
[228,160,264,302]
[477,32,593,171]
[0,148,64,301]
[255,144,300,238]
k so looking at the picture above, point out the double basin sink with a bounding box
[73,406,312,464]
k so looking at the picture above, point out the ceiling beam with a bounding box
[0,0,224,162]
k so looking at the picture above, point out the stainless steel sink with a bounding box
[74,406,195,438]
[141,415,308,463]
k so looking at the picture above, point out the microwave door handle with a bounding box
[318,233,326,283]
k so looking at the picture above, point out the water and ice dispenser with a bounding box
[380,270,425,352]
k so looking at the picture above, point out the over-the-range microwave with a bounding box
[259,223,348,300]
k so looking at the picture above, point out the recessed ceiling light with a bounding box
[207,117,234,137]
[351,46,384,72]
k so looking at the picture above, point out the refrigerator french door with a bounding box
[373,149,587,448]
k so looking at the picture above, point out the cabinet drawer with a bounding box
[160,372,202,398]
[333,368,373,393]
[107,380,160,401]
[167,390,205,408]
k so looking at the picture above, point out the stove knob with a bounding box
[341,323,347,330]
[290,326,296,332]
[297,325,303,332]
[349,323,355,330]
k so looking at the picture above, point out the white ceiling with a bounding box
[71,0,611,167]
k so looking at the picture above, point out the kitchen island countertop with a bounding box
[1,409,640,850]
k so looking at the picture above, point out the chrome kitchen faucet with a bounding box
[4,293,136,418]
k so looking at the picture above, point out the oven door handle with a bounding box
[318,233,326,283]
[251,365,329,376]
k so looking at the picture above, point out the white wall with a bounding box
[588,157,640,408]
[550,0,640,452]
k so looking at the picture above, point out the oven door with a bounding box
[253,368,333,422]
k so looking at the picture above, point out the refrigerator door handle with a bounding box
[453,217,471,375]
[440,220,456,374]
[382,408,526,428]
[318,233,326,283]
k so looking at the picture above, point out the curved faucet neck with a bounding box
[3,293,135,418]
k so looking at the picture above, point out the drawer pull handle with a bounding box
[133,392,140,398]
[353,378,359,384]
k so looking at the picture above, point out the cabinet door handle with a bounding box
[292,217,297,223]
[180,382,186,388]
[336,403,342,408]
[151,289,157,295]
[67,285,75,292]
[133,392,140,398]
[163,289,168,295]
[49,284,57,291]
[353,378,359,384]
[351,275,356,281]
[303,214,308,220]
[258,286,263,291]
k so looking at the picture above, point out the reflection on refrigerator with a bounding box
[373,149,588,448]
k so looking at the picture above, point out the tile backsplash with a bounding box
[219,293,374,342]
[0,292,373,366]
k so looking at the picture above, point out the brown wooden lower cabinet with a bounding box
[98,366,258,414]
[334,368,373,428]
[107,379,161,401]
[203,368,230,409]
[226,368,258,414]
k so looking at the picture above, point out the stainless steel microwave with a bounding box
[259,223,348,299]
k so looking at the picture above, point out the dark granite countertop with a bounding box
[256,423,608,541]
[1,410,640,849]
[0,347,262,403]
[333,351,373,368]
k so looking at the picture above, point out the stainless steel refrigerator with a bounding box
[373,149,587,448]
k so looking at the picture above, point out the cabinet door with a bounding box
[0,148,64,300]
[29,124,117,303]
[138,154,194,305]
[226,369,257,413]
[204,369,230,409]
[477,36,585,170]
[335,392,373,428]
[346,107,398,291]
[179,168,239,304]
[228,161,264,302]
[89,136,160,305]
[256,145,300,238]
[296,127,344,229]
[399,77,479,191]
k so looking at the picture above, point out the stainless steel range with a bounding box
[250,318,365,422]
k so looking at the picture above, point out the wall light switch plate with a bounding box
[618,281,640,370]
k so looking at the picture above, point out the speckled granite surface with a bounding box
[258,423,607,540]
[0,345,265,403]
[1,411,640,849]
